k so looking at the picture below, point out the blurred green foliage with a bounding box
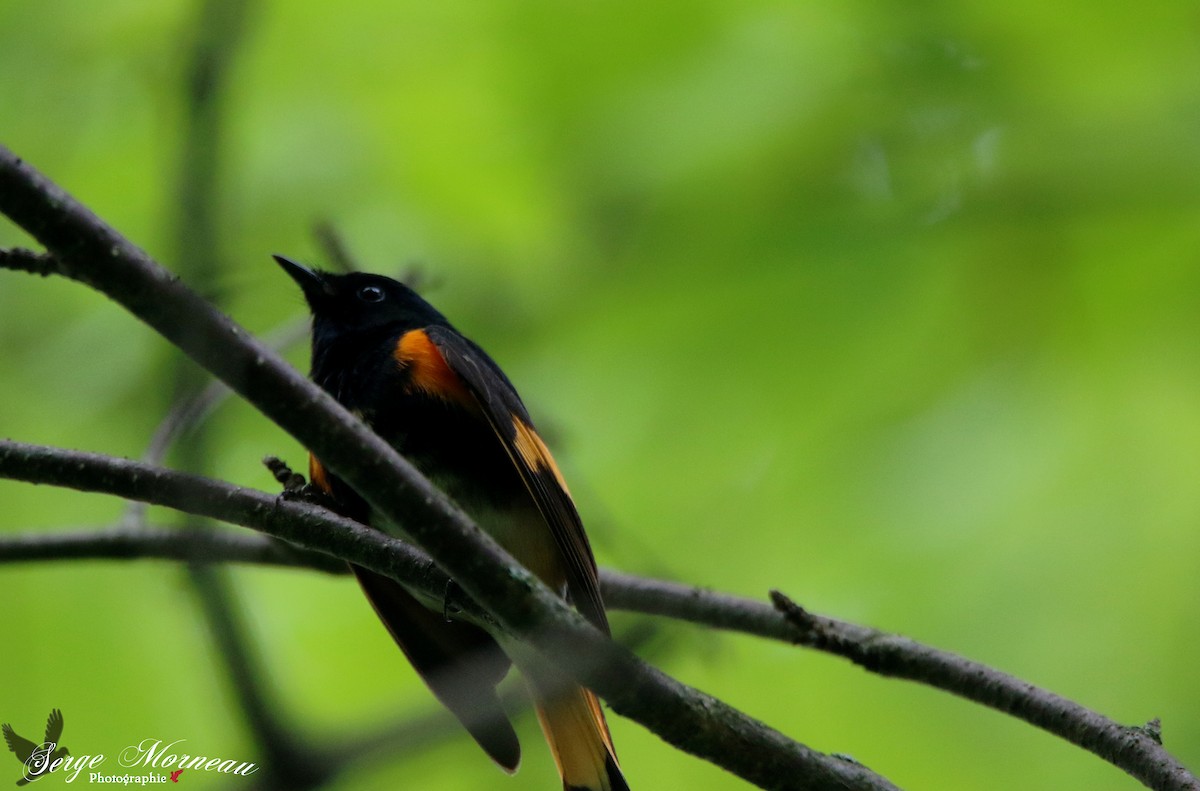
[2,1,1199,789]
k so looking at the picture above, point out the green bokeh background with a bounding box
[2,2,1199,789]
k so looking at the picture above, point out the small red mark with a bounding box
[170,769,184,783]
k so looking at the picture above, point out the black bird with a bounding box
[3,709,68,785]
[276,255,628,791]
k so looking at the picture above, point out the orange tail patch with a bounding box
[534,685,628,791]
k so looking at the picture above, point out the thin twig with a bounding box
[311,220,358,273]
[0,247,58,276]
[0,524,346,573]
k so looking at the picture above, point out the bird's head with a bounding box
[274,255,444,336]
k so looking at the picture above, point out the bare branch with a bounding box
[0,524,345,574]
[0,247,58,276]
[602,574,1197,791]
[2,464,1197,791]
[765,592,1186,790]
[4,513,1194,791]
[0,436,894,791]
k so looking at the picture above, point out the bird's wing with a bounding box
[2,724,36,762]
[422,325,610,634]
[350,563,520,772]
[306,454,521,772]
[43,710,63,746]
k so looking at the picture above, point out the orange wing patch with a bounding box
[394,329,472,404]
[308,453,333,495]
[512,417,571,495]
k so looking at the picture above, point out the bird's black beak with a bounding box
[274,254,333,308]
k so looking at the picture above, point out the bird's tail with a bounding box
[529,676,628,791]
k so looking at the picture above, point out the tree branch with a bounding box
[0,447,889,790]
[602,575,1196,791]
[3,143,1191,790]
[0,144,902,790]
[0,524,345,573]
[0,445,1195,790]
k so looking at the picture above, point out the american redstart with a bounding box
[276,255,628,791]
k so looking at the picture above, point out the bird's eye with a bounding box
[358,285,385,303]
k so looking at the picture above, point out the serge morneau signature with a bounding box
[24,737,258,783]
